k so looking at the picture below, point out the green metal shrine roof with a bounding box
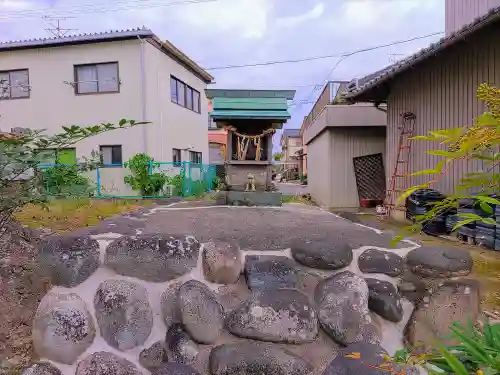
[206,89,295,120]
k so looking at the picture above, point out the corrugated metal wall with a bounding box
[307,129,332,206]
[387,24,500,199]
[330,127,386,208]
[445,0,500,36]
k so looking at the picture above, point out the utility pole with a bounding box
[42,16,77,38]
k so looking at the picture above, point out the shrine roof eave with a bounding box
[210,110,291,121]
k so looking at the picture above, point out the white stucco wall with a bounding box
[143,42,209,165]
[0,39,209,165]
[0,39,210,195]
[0,39,145,161]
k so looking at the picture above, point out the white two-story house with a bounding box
[0,27,213,194]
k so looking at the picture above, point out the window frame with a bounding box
[170,75,200,114]
[99,145,123,166]
[172,148,182,167]
[189,151,202,164]
[0,69,30,100]
[74,62,120,95]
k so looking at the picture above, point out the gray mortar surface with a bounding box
[37,202,426,375]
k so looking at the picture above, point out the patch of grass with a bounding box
[281,194,314,205]
[14,198,150,233]
[468,249,500,309]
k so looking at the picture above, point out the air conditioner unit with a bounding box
[11,127,30,136]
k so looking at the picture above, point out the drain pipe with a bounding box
[137,36,148,154]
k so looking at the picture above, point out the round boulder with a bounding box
[406,246,473,277]
[160,282,182,327]
[76,352,142,375]
[105,234,200,282]
[165,323,199,364]
[32,292,95,365]
[177,280,224,344]
[94,279,153,350]
[151,363,200,375]
[209,342,313,375]
[358,249,404,277]
[21,363,62,375]
[139,341,168,372]
[226,288,318,343]
[244,255,298,291]
[291,239,353,270]
[202,240,242,284]
[365,278,403,323]
[322,341,410,375]
[38,235,100,287]
[314,271,380,346]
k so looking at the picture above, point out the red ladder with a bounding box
[379,112,416,218]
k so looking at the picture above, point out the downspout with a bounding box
[137,36,148,154]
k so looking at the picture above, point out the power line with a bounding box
[204,31,443,71]
[291,31,444,115]
[0,0,217,20]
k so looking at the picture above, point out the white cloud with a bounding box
[0,0,33,10]
[275,3,325,28]
[175,0,272,39]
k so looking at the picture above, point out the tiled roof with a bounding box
[0,27,214,83]
[282,128,301,138]
[345,5,500,100]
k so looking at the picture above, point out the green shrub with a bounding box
[42,165,94,198]
[124,153,166,196]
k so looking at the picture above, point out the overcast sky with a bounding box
[0,0,445,133]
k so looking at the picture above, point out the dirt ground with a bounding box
[0,223,51,375]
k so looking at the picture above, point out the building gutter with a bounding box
[138,36,148,154]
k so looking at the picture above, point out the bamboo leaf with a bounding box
[435,345,469,375]
[457,213,483,220]
[452,219,476,231]
[410,135,438,140]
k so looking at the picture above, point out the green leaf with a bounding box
[475,196,500,206]
[119,118,127,126]
[452,219,477,231]
[410,169,438,177]
[480,201,494,214]
[427,149,463,157]
[435,345,469,375]
[457,212,483,220]
[435,159,446,173]
[396,186,422,204]
[482,217,497,225]
[410,135,437,140]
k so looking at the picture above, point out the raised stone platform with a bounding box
[216,191,282,206]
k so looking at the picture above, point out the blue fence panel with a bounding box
[37,161,217,199]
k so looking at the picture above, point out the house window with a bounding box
[186,87,193,110]
[189,151,202,164]
[0,69,30,99]
[193,90,200,113]
[172,148,182,166]
[170,76,200,113]
[100,145,122,165]
[75,62,119,94]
